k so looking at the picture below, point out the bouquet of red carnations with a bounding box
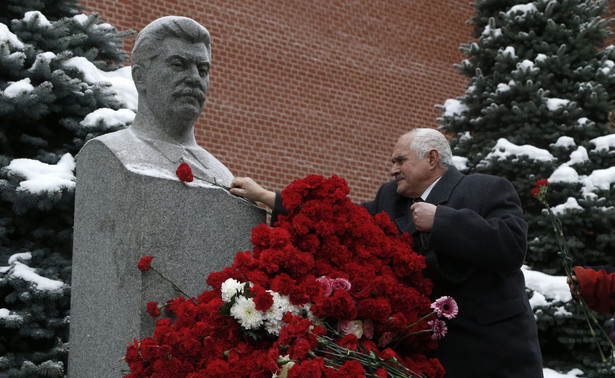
[125,175,456,377]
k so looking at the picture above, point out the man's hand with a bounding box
[230,177,276,208]
[410,202,437,232]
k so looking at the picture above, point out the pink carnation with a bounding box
[377,332,394,348]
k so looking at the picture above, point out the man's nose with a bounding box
[390,164,400,176]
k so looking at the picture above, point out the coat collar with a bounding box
[425,166,463,205]
[395,166,463,235]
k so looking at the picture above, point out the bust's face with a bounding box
[141,37,211,135]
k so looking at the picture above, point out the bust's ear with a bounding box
[132,65,145,87]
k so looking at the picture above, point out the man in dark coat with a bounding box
[230,128,543,377]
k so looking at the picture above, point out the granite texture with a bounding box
[68,140,264,377]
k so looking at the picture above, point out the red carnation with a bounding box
[337,333,359,350]
[532,178,549,198]
[379,347,398,360]
[147,301,161,317]
[176,162,194,182]
[138,255,153,271]
[328,360,365,377]
[251,284,274,311]
[374,368,388,378]
[288,357,326,377]
[288,337,312,360]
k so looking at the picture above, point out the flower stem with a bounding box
[390,312,435,348]
[150,266,192,300]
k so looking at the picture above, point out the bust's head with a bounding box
[131,17,211,140]
[132,16,211,71]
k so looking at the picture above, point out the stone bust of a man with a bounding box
[93,16,232,186]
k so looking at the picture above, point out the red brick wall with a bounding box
[78,1,615,202]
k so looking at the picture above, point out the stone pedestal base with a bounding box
[68,140,265,377]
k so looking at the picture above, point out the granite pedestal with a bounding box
[68,140,265,377]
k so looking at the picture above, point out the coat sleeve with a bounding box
[269,192,287,226]
[574,266,615,314]
[428,176,528,273]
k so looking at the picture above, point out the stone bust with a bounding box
[93,16,233,186]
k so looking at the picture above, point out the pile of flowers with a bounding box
[125,175,457,377]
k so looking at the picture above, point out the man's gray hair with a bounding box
[132,16,211,68]
[409,128,453,168]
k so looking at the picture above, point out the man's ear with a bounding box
[427,149,440,168]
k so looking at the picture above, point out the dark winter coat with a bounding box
[362,167,544,378]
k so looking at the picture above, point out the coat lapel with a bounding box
[399,167,464,235]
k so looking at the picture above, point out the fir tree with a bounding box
[438,0,615,375]
[0,0,133,376]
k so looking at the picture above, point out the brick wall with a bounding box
[78,1,615,202]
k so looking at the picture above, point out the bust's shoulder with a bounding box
[91,128,140,149]
[79,128,150,165]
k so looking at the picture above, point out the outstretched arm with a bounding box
[230,177,276,209]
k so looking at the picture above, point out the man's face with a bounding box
[390,135,433,198]
[142,37,210,130]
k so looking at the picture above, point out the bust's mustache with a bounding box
[173,87,206,102]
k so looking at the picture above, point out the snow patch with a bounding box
[6,153,76,194]
[590,134,615,151]
[441,99,468,117]
[63,57,137,110]
[81,108,135,129]
[0,23,24,49]
[10,262,66,292]
[481,138,555,164]
[3,78,35,98]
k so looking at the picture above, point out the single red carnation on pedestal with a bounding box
[137,255,153,271]
[176,162,194,182]
[146,301,161,317]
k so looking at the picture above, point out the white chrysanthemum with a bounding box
[274,292,292,310]
[221,278,245,302]
[264,292,286,320]
[264,318,284,336]
[230,296,263,329]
